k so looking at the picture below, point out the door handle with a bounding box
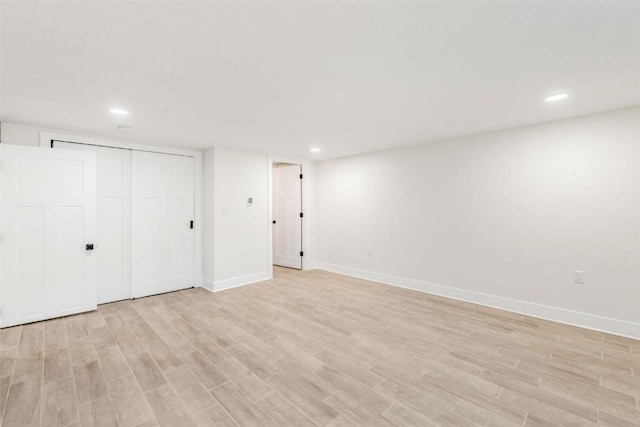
[86,244,94,251]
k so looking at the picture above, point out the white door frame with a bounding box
[267,155,314,277]
[272,163,303,270]
[40,131,203,288]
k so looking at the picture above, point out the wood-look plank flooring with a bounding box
[1,267,639,426]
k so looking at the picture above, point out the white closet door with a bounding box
[273,164,302,269]
[132,151,195,298]
[0,144,96,328]
[53,142,132,304]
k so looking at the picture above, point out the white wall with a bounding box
[212,147,271,290]
[1,122,41,145]
[202,148,216,290]
[315,107,640,338]
[202,148,320,290]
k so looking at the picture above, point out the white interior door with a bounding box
[132,151,195,298]
[0,144,96,328]
[273,164,302,269]
[53,142,132,304]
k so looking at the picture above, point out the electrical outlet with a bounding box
[366,245,373,255]
[573,270,584,285]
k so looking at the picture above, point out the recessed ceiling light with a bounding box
[109,108,129,115]
[310,147,321,153]
[544,93,569,103]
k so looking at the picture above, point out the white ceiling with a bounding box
[1,1,639,160]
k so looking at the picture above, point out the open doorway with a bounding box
[272,162,303,270]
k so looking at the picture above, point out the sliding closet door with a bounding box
[53,142,132,304]
[132,151,195,298]
[0,145,96,328]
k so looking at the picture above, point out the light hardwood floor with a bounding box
[1,267,639,427]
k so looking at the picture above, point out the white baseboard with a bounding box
[201,278,215,292]
[303,260,318,271]
[212,271,271,292]
[316,262,640,340]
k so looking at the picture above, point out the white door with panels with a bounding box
[273,164,302,269]
[132,151,195,298]
[0,144,96,328]
[53,142,132,304]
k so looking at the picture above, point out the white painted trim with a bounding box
[316,262,640,340]
[267,155,314,277]
[0,148,3,323]
[194,155,203,287]
[202,277,215,292]
[267,156,274,279]
[41,131,204,288]
[0,147,4,325]
[213,271,270,292]
[300,163,313,271]
[305,260,319,270]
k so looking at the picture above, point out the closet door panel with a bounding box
[53,142,132,304]
[132,151,195,298]
[1,144,96,328]
[15,206,46,319]
[57,206,87,311]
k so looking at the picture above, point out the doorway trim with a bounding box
[267,155,314,278]
[272,162,303,270]
[39,131,203,288]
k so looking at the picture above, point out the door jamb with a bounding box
[267,155,313,278]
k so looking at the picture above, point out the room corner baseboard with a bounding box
[316,262,640,340]
[200,278,215,292]
[303,260,318,271]
[213,271,271,292]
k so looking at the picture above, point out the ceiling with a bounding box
[1,1,639,160]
